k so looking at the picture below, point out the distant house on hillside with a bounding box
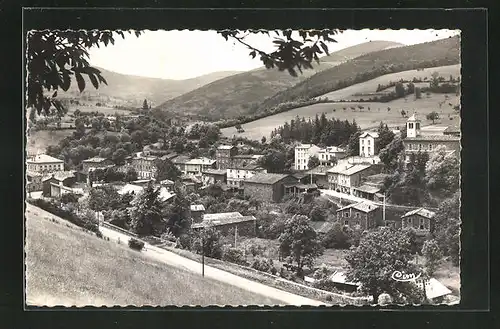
[227,163,267,188]
[317,146,347,166]
[336,201,382,230]
[26,171,43,192]
[400,207,436,236]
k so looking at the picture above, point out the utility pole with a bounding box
[201,235,205,277]
[383,193,386,226]
[234,226,238,248]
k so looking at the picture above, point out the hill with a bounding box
[58,67,241,107]
[156,41,404,120]
[25,207,280,306]
[259,36,460,111]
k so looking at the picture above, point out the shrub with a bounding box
[128,238,145,251]
[326,295,333,302]
[95,230,103,239]
[251,257,277,275]
[222,247,249,266]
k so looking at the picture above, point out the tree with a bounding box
[401,109,407,118]
[430,71,440,89]
[278,215,324,276]
[111,148,128,165]
[426,111,440,124]
[164,184,191,236]
[27,30,141,116]
[88,185,121,212]
[142,99,149,111]
[377,122,395,151]
[219,29,340,77]
[191,226,224,259]
[395,82,406,98]
[421,239,443,276]
[258,150,288,173]
[261,136,267,144]
[379,137,404,171]
[307,155,320,169]
[60,192,80,205]
[124,168,138,182]
[345,228,424,303]
[309,205,327,222]
[321,222,351,249]
[129,182,165,236]
[415,87,422,99]
[346,131,361,156]
[425,146,460,197]
[431,192,460,266]
[154,158,182,182]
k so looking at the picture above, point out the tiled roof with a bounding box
[172,155,191,164]
[229,162,263,171]
[337,201,379,213]
[306,165,331,175]
[186,157,216,166]
[359,131,379,138]
[192,215,256,229]
[244,173,291,185]
[201,169,227,175]
[404,135,460,141]
[310,221,335,234]
[82,157,109,163]
[190,204,206,212]
[232,154,263,159]
[26,154,63,164]
[402,208,436,219]
[340,164,371,176]
[42,171,76,182]
[353,184,381,194]
[203,212,243,220]
[284,183,318,190]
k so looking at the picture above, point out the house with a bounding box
[284,183,318,197]
[401,207,436,236]
[42,171,77,197]
[189,204,206,223]
[159,179,175,190]
[414,277,452,304]
[180,175,202,192]
[81,157,114,174]
[352,173,390,201]
[329,271,361,293]
[327,163,379,195]
[171,155,191,174]
[336,201,382,230]
[359,131,380,157]
[231,154,264,168]
[130,154,158,179]
[201,169,227,186]
[403,113,461,162]
[294,144,322,171]
[26,171,43,192]
[215,145,238,170]
[26,154,64,173]
[184,157,217,176]
[243,173,298,203]
[227,163,267,188]
[304,165,331,188]
[191,212,257,237]
[317,146,346,166]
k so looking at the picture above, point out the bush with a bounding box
[251,257,277,275]
[95,230,103,239]
[222,247,249,266]
[326,295,333,302]
[128,238,145,251]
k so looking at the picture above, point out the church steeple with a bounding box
[406,112,421,138]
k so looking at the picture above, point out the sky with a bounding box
[88,29,460,81]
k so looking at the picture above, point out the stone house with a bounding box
[401,207,436,236]
[201,169,227,186]
[243,173,298,203]
[227,163,267,188]
[26,171,43,192]
[191,212,257,237]
[215,145,238,170]
[130,154,158,180]
[336,201,383,230]
[42,171,77,197]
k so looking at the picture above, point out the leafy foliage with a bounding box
[321,222,352,249]
[191,227,224,259]
[426,111,440,124]
[88,185,122,212]
[425,146,460,198]
[26,30,141,116]
[251,257,277,275]
[154,158,182,182]
[129,182,165,237]
[421,239,443,276]
[431,192,460,266]
[307,155,320,170]
[128,238,145,251]
[222,247,249,266]
[379,137,405,172]
[345,227,425,303]
[377,122,395,151]
[279,215,324,276]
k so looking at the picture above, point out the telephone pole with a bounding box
[234,226,238,248]
[201,235,205,277]
[383,193,386,226]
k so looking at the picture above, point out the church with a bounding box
[402,113,461,162]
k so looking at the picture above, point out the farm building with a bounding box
[191,212,257,237]
[243,173,298,203]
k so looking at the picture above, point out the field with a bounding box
[66,105,133,116]
[25,209,281,306]
[320,64,460,101]
[26,129,75,156]
[222,91,460,140]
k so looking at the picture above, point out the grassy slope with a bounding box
[58,67,241,107]
[221,92,460,140]
[25,210,281,306]
[260,36,460,110]
[156,41,403,120]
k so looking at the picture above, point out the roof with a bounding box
[26,171,42,178]
[217,145,235,150]
[192,215,256,229]
[190,204,206,212]
[421,125,449,133]
[405,135,460,141]
[295,143,316,149]
[186,157,217,166]
[82,157,109,163]
[172,155,191,164]
[131,179,154,184]
[42,171,76,182]
[159,179,175,185]
[329,271,360,286]
[324,146,345,153]
[359,131,379,139]
[310,221,335,234]
[201,169,227,176]
[244,173,291,185]
[26,154,64,164]
[415,278,452,300]
[444,126,461,134]
[232,154,263,160]
[117,184,143,195]
[407,113,420,122]
[364,173,390,184]
[284,183,318,190]
[132,154,158,161]
[306,165,331,175]
[340,164,371,176]
[159,152,179,161]
[158,187,176,202]
[229,162,264,171]
[354,184,381,194]
[203,212,243,221]
[337,201,379,213]
[402,207,436,219]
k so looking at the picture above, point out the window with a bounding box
[361,140,364,145]
[368,139,371,145]
[408,123,414,129]
[355,212,360,218]
[344,212,350,218]
[361,146,365,152]
[419,218,425,230]
[344,220,349,226]
[416,122,420,129]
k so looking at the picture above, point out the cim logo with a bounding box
[391,270,421,282]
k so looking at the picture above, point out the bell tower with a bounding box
[406,113,421,138]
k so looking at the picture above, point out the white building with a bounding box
[294,144,322,171]
[26,154,65,173]
[327,163,377,194]
[227,163,267,188]
[317,146,346,166]
[359,132,380,157]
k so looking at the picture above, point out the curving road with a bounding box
[26,203,326,306]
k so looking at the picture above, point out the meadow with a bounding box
[25,208,282,306]
[222,92,460,140]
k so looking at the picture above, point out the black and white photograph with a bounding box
[24,28,462,307]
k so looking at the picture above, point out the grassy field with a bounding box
[157,41,404,120]
[26,129,75,156]
[320,64,460,101]
[25,210,281,306]
[222,91,460,140]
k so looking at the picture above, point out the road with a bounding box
[26,203,327,306]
